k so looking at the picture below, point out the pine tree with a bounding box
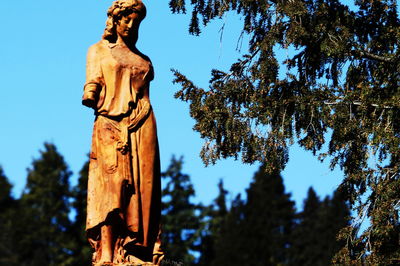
[290,188,324,265]
[322,188,350,264]
[0,166,13,207]
[211,194,245,266]
[0,166,20,265]
[161,156,200,265]
[290,187,350,265]
[169,1,400,262]
[18,143,74,266]
[70,159,92,265]
[212,166,295,266]
[196,180,228,266]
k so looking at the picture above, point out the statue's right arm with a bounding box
[82,44,103,109]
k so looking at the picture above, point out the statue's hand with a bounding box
[117,141,129,154]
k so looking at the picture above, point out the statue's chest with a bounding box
[102,45,150,79]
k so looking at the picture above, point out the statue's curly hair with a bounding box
[103,0,146,42]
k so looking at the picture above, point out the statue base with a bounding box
[94,263,155,266]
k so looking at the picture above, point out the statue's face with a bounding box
[116,12,141,39]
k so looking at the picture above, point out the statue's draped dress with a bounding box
[83,39,162,263]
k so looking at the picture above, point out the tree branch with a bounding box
[351,50,396,63]
[323,101,393,109]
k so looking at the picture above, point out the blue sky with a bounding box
[0,0,343,208]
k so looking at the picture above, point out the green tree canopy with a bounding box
[290,187,350,265]
[0,167,20,265]
[161,156,200,265]
[212,166,295,266]
[169,0,399,263]
[19,143,74,266]
[196,179,228,266]
[70,159,92,266]
[0,167,13,206]
[290,188,321,265]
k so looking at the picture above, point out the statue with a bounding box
[82,1,163,265]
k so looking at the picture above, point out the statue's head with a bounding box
[103,0,147,43]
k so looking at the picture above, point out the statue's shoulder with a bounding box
[88,40,109,53]
[135,49,152,65]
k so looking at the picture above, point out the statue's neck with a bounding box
[116,33,138,52]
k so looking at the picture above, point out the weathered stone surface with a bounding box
[94,263,155,266]
[83,1,163,265]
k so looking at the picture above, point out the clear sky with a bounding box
[0,0,343,208]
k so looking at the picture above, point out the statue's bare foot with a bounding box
[97,252,113,266]
[125,254,147,265]
[98,255,113,265]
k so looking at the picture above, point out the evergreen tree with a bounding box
[322,188,350,264]
[211,194,245,266]
[18,143,74,266]
[161,156,200,265]
[169,0,400,262]
[196,179,228,266]
[0,166,13,207]
[70,159,92,266]
[290,188,324,265]
[290,187,350,265]
[0,167,19,265]
[212,166,295,266]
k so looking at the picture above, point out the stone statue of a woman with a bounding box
[82,1,163,265]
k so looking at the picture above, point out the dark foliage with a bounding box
[0,146,92,266]
[0,146,353,265]
[0,167,19,265]
[211,167,296,266]
[290,187,350,265]
[169,0,400,262]
[70,159,92,265]
[195,180,228,266]
[161,156,200,265]
[18,143,74,266]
